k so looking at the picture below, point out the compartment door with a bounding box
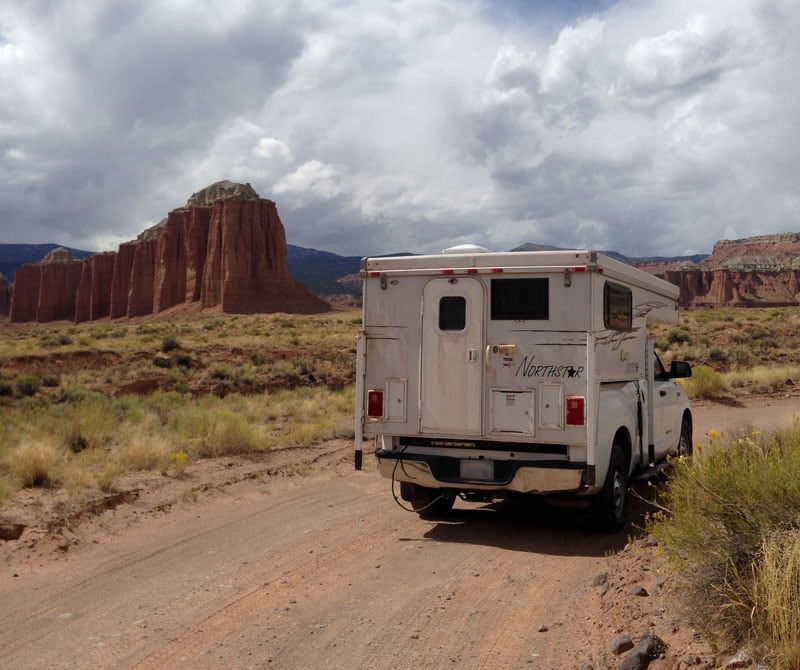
[420,278,484,435]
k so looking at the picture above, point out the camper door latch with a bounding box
[491,344,517,357]
[468,349,478,362]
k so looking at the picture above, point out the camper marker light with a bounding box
[490,268,503,274]
[368,271,381,277]
[441,269,454,275]
[466,268,478,274]
[367,390,384,418]
[566,396,585,426]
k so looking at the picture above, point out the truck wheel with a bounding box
[400,482,456,518]
[589,444,628,533]
[677,417,693,457]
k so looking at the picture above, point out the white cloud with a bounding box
[253,137,293,161]
[273,160,348,205]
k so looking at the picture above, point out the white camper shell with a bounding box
[354,249,692,531]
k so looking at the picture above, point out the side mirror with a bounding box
[669,361,692,379]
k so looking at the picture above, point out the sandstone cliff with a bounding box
[0,273,11,316]
[8,181,329,322]
[637,233,800,307]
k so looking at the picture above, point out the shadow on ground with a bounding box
[402,479,664,558]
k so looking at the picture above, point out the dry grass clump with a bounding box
[752,529,800,668]
[725,365,800,395]
[0,385,355,503]
[3,439,66,488]
[678,365,726,399]
[650,425,800,666]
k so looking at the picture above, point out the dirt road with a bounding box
[1,395,798,669]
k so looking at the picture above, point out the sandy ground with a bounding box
[1,394,799,669]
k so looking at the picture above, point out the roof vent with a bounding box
[442,244,490,255]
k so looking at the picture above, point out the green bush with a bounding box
[175,352,194,368]
[161,335,180,352]
[208,363,235,381]
[679,365,725,399]
[251,351,268,366]
[650,425,800,665]
[16,375,42,397]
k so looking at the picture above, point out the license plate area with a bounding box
[460,459,494,481]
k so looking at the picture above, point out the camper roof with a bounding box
[362,249,680,303]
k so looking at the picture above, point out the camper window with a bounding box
[490,278,549,320]
[603,282,632,330]
[439,296,466,331]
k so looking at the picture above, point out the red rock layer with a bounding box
[0,275,12,316]
[128,238,157,317]
[73,253,117,323]
[6,185,330,322]
[110,243,136,318]
[660,269,800,308]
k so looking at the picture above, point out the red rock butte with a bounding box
[8,181,330,323]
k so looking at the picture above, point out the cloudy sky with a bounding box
[1,0,798,258]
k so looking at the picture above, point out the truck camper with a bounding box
[354,247,692,531]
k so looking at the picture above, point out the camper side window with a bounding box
[491,278,549,320]
[439,296,466,331]
[604,282,632,330]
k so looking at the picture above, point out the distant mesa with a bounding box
[639,233,800,308]
[6,181,330,323]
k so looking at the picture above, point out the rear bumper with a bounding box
[375,450,586,494]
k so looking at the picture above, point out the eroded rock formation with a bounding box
[646,233,800,307]
[0,273,11,316]
[8,181,330,322]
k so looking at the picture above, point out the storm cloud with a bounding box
[1,0,798,257]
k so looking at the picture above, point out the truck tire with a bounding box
[589,444,628,533]
[400,482,456,518]
[677,416,693,457]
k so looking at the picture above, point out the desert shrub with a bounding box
[752,529,800,668]
[651,425,800,662]
[152,355,172,369]
[208,363,235,381]
[162,369,188,392]
[161,335,180,352]
[4,439,65,488]
[40,371,61,387]
[668,327,690,344]
[251,351,268,366]
[708,346,727,362]
[115,433,169,472]
[173,401,262,457]
[175,352,194,368]
[16,374,42,396]
[94,465,120,492]
[0,379,13,397]
[679,365,725,399]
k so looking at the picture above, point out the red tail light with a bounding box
[367,390,384,418]
[566,396,585,426]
